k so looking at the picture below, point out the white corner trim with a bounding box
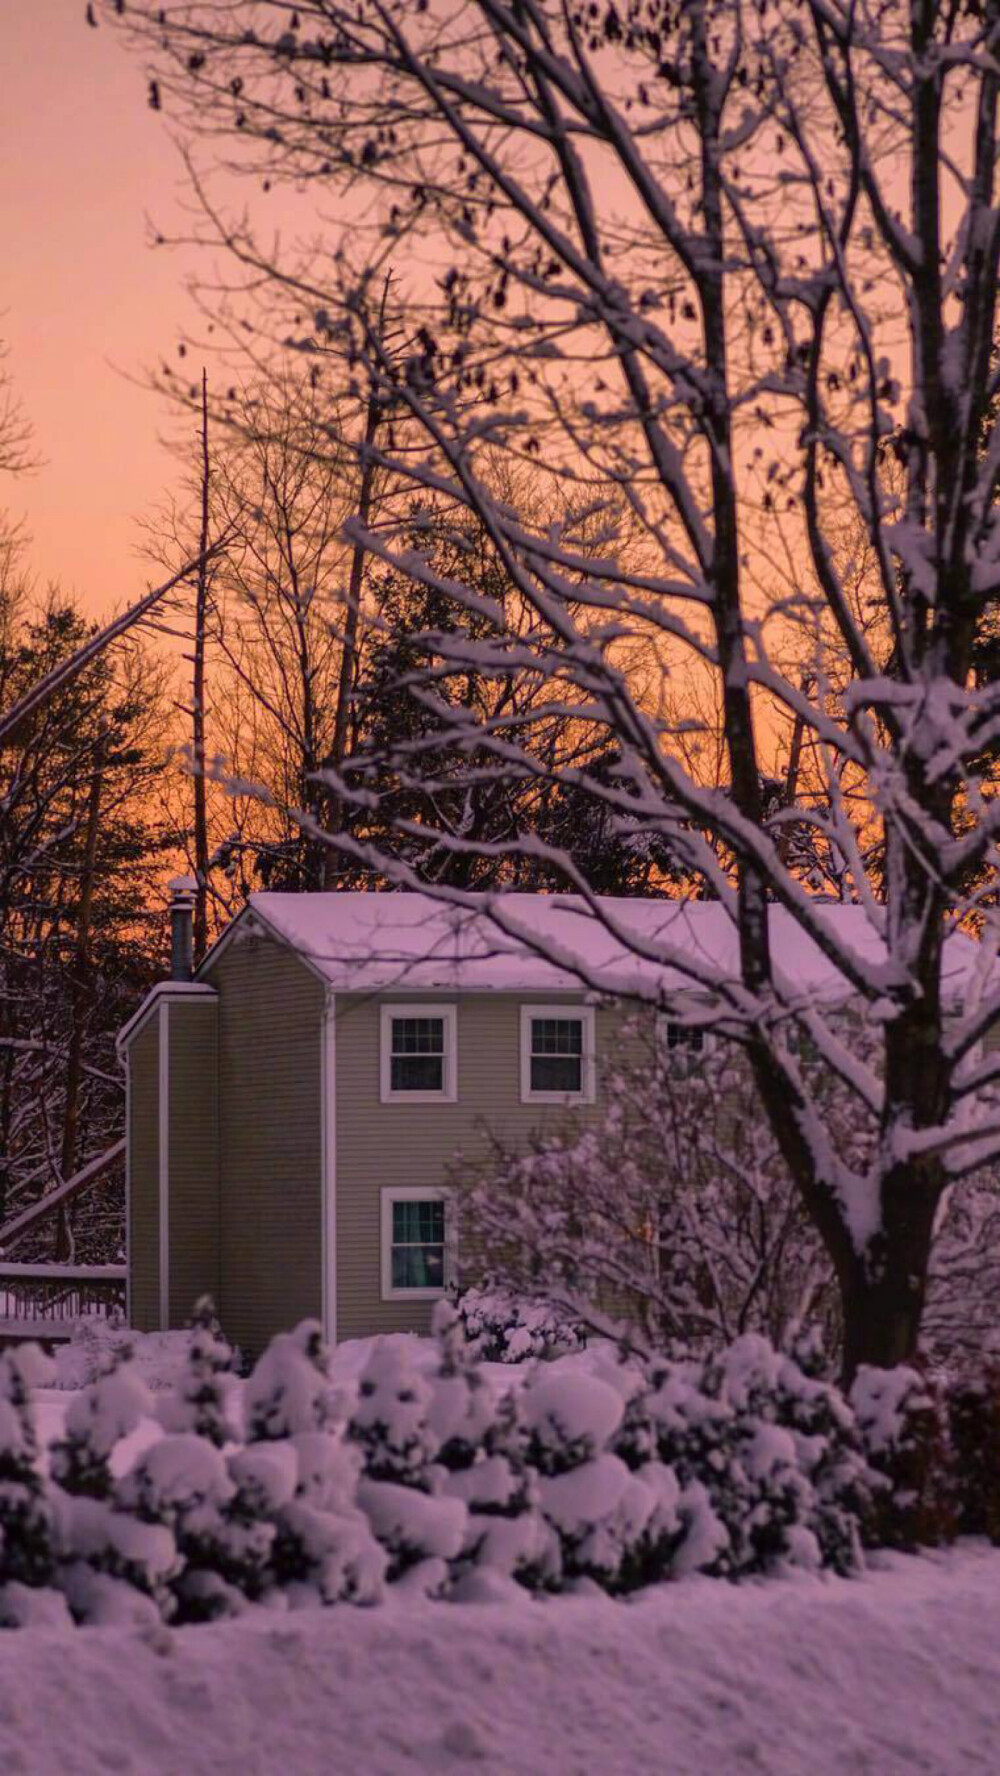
[379,1002,458,1104]
[380,1185,451,1302]
[322,990,338,1346]
[157,998,170,1330]
[116,980,216,1059]
[519,1002,596,1105]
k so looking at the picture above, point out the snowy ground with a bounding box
[0,1543,994,1773]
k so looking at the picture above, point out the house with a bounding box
[118,886,988,1356]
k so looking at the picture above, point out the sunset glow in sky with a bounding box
[1,2,304,618]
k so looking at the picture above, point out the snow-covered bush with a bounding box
[238,1321,385,1608]
[948,1367,1000,1546]
[427,1304,552,1597]
[450,1282,585,1364]
[52,1317,208,1394]
[618,1335,873,1579]
[350,1336,465,1591]
[50,1351,152,1499]
[47,1352,182,1624]
[16,1317,1000,1628]
[243,1320,342,1441]
[155,1297,241,1448]
[850,1365,956,1550]
[520,1361,677,1592]
[0,1346,56,1595]
[115,1432,234,1621]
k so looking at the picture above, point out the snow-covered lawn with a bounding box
[0,1543,993,1774]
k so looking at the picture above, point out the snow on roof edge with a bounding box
[216,891,989,1005]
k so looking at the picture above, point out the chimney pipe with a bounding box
[168,876,197,981]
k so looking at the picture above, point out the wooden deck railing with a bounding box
[0,1262,126,1338]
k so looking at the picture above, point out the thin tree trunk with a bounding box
[322,277,391,889]
[192,367,211,962]
[55,738,105,1261]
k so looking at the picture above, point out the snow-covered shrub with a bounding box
[155,1297,241,1448]
[47,1352,183,1623]
[428,1303,551,1596]
[851,1365,956,1550]
[52,1317,208,1394]
[450,1282,585,1364]
[519,1362,674,1591]
[618,1335,872,1578]
[115,1431,236,1621]
[237,1320,385,1608]
[57,1497,180,1627]
[0,1346,57,1594]
[49,1352,153,1499]
[273,1432,386,1608]
[350,1337,465,1590]
[948,1367,1000,1545]
[243,1319,342,1441]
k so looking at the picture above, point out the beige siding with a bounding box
[334,993,635,1340]
[167,1000,220,1326]
[205,934,325,1359]
[128,1017,160,1333]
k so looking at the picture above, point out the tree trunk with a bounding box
[322,275,392,890]
[321,386,381,889]
[192,366,212,964]
[837,1169,940,1385]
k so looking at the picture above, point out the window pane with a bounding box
[666,1022,704,1051]
[531,1018,583,1056]
[393,1199,445,1244]
[390,1053,444,1092]
[392,1243,445,1290]
[391,1018,444,1055]
[531,1053,582,1093]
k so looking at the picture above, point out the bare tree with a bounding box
[0,337,39,480]
[102,0,1000,1377]
[456,1029,839,1357]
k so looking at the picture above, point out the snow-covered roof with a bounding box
[218,891,988,1005]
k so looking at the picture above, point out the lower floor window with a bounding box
[382,1189,448,1298]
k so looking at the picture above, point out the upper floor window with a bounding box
[379,1004,457,1103]
[657,1014,713,1077]
[520,1004,595,1104]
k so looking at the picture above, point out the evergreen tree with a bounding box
[346,530,679,894]
[0,552,171,1255]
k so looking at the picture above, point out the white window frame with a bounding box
[379,1003,457,1104]
[380,1186,451,1301]
[519,1003,596,1105]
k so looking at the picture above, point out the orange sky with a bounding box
[0,2,305,619]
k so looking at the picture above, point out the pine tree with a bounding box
[156,1297,240,1448]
